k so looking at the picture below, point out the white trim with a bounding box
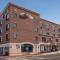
[38,42,51,46]
[20,42,34,46]
[0,42,35,47]
[37,42,51,52]
[0,43,10,47]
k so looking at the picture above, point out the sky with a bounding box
[0,0,60,24]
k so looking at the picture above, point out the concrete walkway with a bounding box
[22,51,60,57]
[0,51,60,60]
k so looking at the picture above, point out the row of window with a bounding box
[37,27,60,33]
[42,37,58,43]
[0,33,17,42]
[0,34,9,43]
[5,12,34,21]
[0,34,59,43]
[6,23,17,31]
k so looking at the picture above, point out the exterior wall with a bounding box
[0,43,38,56]
[3,4,40,44]
[0,3,60,56]
[9,43,36,56]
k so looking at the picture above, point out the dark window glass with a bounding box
[6,34,9,41]
[40,26,42,29]
[58,29,60,32]
[6,14,10,21]
[11,12,17,18]
[58,34,60,37]
[0,28,2,34]
[0,16,2,26]
[6,23,10,31]
[4,47,9,56]
[0,21,2,26]
[0,37,2,42]
[0,47,3,55]
[53,34,55,36]
[21,44,33,52]
[48,38,52,43]
[0,16,2,20]
[46,32,49,35]
[19,13,28,19]
[13,23,17,28]
[42,37,46,42]
[56,39,58,42]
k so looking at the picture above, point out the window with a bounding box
[56,39,58,42]
[46,32,49,35]
[11,12,17,18]
[40,26,42,29]
[6,23,10,31]
[42,24,49,29]
[26,14,34,19]
[13,23,17,28]
[58,29,60,33]
[42,37,46,42]
[6,14,10,21]
[4,47,9,56]
[6,34,9,41]
[0,21,2,26]
[0,16,2,20]
[0,47,3,55]
[53,34,55,36]
[21,44,33,52]
[0,28,2,34]
[34,28,38,32]
[48,38,52,43]
[14,8,17,12]
[58,34,60,37]
[16,44,20,49]
[19,13,28,19]
[35,36,38,40]
[13,32,17,38]
[0,16,2,26]
[0,37,2,42]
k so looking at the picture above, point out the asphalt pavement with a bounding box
[0,53,60,60]
[25,53,60,60]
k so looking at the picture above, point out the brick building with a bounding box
[0,3,60,56]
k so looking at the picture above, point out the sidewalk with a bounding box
[0,51,60,58]
[22,51,60,57]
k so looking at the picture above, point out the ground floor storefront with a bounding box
[40,45,58,53]
[0,42,60,56]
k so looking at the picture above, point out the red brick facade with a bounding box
[0,3,60,56]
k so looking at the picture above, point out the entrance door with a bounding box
[5,47,9,56]
[52,45,58,51]
[0,47,3,55]
[40,45,44,53]
[21,44,33,52]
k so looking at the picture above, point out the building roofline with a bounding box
[40,18,60,26]
[1,2,60,26]
[2,2,40,16]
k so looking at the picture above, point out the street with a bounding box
[0,53,60,60]
[26,53,60,60]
